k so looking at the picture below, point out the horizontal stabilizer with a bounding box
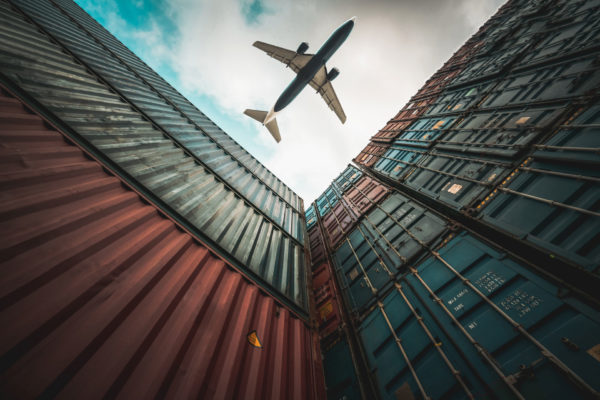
[244,109,268,123]
[265,119,281,143]
[244,109,281,143]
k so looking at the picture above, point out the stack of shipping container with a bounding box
[1,0,600,398]
[315,0,600,398]
[0,0,326,398]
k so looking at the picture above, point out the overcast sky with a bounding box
[75,0,505,207]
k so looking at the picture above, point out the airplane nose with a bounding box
[350,16,357,22]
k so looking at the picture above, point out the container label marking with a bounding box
[447,288,469,309]
[499,289,542,318]
[474,271,505,294]
[587,344,600,363]
[247,330,262,349]
[447,184,463,194]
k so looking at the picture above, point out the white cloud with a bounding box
[82,0,505,206]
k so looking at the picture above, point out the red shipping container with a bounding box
[311,263,342,340]
[322,202,356,250]
[0,88,325,400]
[308,225,326,267]
[343,175,390,218]
[354,142,389,168]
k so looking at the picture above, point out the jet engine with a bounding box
[296,42,309,54]
[327,67,340,81]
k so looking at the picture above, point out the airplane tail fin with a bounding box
[244,109,268,123]
[244,109,281,143]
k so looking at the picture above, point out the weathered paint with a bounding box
[342,175,389,217]
[0,0,308,310]
[481,103,600,273]
[0,88,325,399]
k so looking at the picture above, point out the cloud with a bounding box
[77,0,505,206]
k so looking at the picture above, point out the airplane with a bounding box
[244,17,356,142]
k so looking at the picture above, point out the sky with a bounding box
[74,0,505,207]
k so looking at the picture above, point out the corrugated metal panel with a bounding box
[308,225,326,268]
[312,263,342,340]
[342,175,390,217]
[481,54,600,109]
[305,204,317,230]
[322,201,356,250]
[316,186,338,218]
[322,338,361,400]
[515,0,600,68]
[10,0,304,235]
[0,1,307,310]
[38,0,303,213]
[353,142,388,168]
[373,144,424,180]
[394,116,458,149]
[0,88,324,399]
[333,164,362,194]
[360,231,600,399]
[371,96,438,143]
[481,103,600,273]
[334,193,448,315]
[435,105,565,158]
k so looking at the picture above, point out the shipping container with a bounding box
[333,164,363,194]
[480,103,600,273]
[354,142,389,168]
[308,224,327,268]
[322,338,362,400]
[449,15,547,87]
[312,263,343,340]
[394,115,458,149]
[516,0,600,68]
[306,205,317,231]
[38,0,303,213]
[334,193,448,315]
[0,88,325,399]
[435,104,565,158]
[423,80,496,117]
[371,96,439,143]
[373,144,425,181]
[372,119,415,144]
[10,0,304,239]
[316,186,339,218]
[360,231,600,400]
[322,200,357,250]
[0,1,308,311]
[481,54,600,109]
[342,174,390,218]
[402,149,512,211]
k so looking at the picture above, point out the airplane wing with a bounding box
[253,41,312,74]
[309,66,347,123]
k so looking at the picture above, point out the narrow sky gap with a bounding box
[74,0,505,206]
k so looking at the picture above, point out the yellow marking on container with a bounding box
[447,184,463,194]
[516,116,530,125]
[247,330,262,348]
[453,103,463,111]
[587,344,600,362]
[433,120,446,130]
[319,301,334,321]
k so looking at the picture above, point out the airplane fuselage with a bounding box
[265,17,355,123]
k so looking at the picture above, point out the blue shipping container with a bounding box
[334,193,447,315]
[481,103,600,273]
[322,338,362,400]
[334,165,363,194]
[360,231,600,399]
